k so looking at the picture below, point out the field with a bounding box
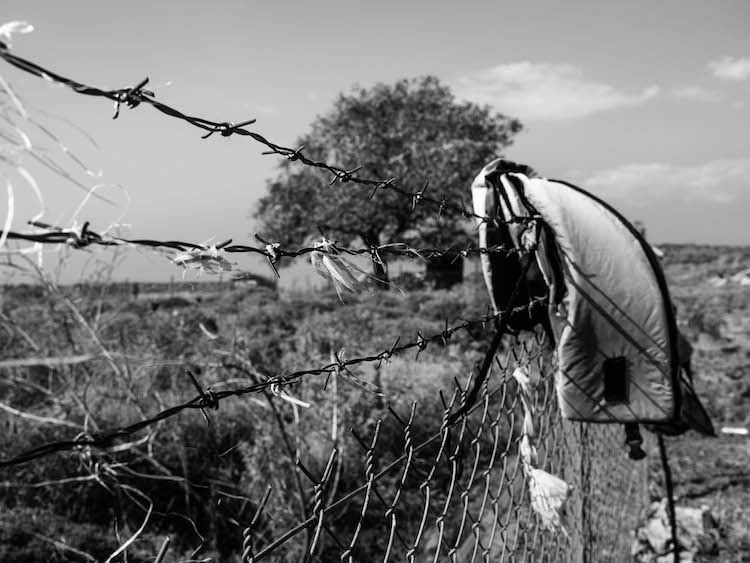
[655,244,750,561]
[0,244,748,562]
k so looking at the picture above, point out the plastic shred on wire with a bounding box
[270,383,311,409]
[330,347,385,397]
[513,366,571,537]
[172,241,234,275]
[310,237,369,301]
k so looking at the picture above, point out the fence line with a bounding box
[0,36,668,562]
[0,218,525,279]
[235,330,650,562]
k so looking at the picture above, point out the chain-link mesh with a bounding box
[579,424,652,562]
[241,330,650,563]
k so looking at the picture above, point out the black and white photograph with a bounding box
[0,1,748,561]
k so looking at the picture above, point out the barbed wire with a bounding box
[0,40,533,228]
[0,296,547,469]
[0,219,526,278]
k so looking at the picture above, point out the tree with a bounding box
[255,76,522,288]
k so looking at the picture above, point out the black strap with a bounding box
[447,255,536,426]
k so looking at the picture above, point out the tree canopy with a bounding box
[255,76,523,284]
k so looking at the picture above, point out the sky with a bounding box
[1,0,748,282]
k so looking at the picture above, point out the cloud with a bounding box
[241,102,279,115]
[578,158,750,204]
[671,85,722,102]
[254,104,279,115]
[453,62,659,120]
[708,56,750,81]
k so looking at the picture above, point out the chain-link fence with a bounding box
[240,330,650,563]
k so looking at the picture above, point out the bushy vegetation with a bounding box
[1,245,748,561]
[0,271,506,561]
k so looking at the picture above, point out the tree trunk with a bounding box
[425,255,464,289]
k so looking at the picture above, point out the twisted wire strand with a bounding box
[0,41,533,228]
[0,297,547,469]
[0,220,525,266]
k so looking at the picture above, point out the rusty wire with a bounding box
[0,41,533,228]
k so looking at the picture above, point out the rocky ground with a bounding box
[635,245,750,562]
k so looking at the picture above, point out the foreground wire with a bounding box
[0,297,545,468]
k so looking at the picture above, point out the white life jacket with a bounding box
[472,161,713,434]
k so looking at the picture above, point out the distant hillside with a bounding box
[660,244,750,266]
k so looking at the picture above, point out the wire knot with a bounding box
[440,320,453,345]
[254,235,281,277]
[201,118,256,139]
[285,145,305,161]
[436,198,448,221]
[380,337,400,365]
[198,389,220,410]
[112,77,151,119]
[201,122,233,139]
[451,245,471,264]
[411,180,430,210]
[330,166,363,185]
[415,332,429,360]
[65,221,94,249]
